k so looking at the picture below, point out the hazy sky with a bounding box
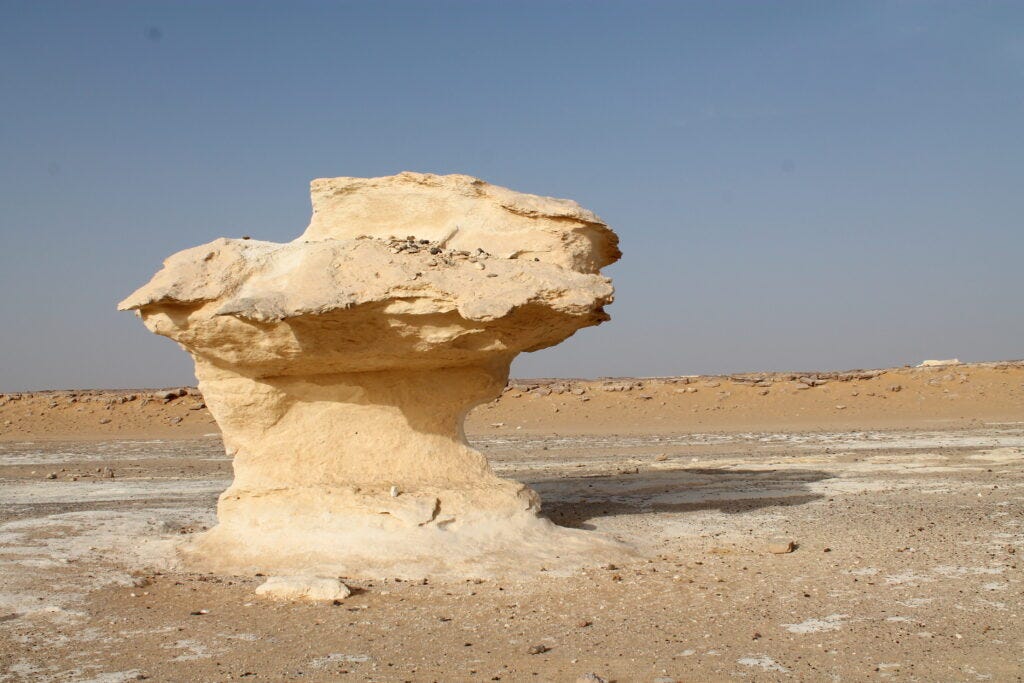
[2,1,1022,391]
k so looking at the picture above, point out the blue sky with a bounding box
[1,1,1022,390]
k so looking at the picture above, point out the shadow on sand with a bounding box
[525,465,834,530]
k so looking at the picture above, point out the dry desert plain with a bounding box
[1,361,1023,682]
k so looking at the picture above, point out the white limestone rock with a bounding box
[255,576,351,602]
[119,172,628,579]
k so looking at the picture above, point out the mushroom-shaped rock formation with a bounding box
[119,172,627,578]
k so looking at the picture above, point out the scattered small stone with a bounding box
[889,384,902,392]
[576,619,592,628]
[767,538,796,554]
[99,418,112,424]
[527,644,550,655]
[46,473,57,480]
[103,467,114,479]
[189,609,209,615]
[655,454,668,462]
[390,485,400,497]
[601,381,640,392]
[256,576,352,602]
[653,678,678,683]
[575,674,607,683]
[169,417,183,425]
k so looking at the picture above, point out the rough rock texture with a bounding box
[303,172,619,273]
[119,172,626,578]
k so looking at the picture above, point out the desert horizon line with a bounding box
[5,357,1020,395]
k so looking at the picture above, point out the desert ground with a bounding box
[1,361,1022,682]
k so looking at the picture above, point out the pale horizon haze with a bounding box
[1,1,1023,391]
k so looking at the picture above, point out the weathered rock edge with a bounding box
[119,172,629,578]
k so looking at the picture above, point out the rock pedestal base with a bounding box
[180,358,628,578]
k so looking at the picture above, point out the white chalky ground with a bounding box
[1,428,1022,681]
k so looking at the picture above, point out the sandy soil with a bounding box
[1,362,1022,681]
